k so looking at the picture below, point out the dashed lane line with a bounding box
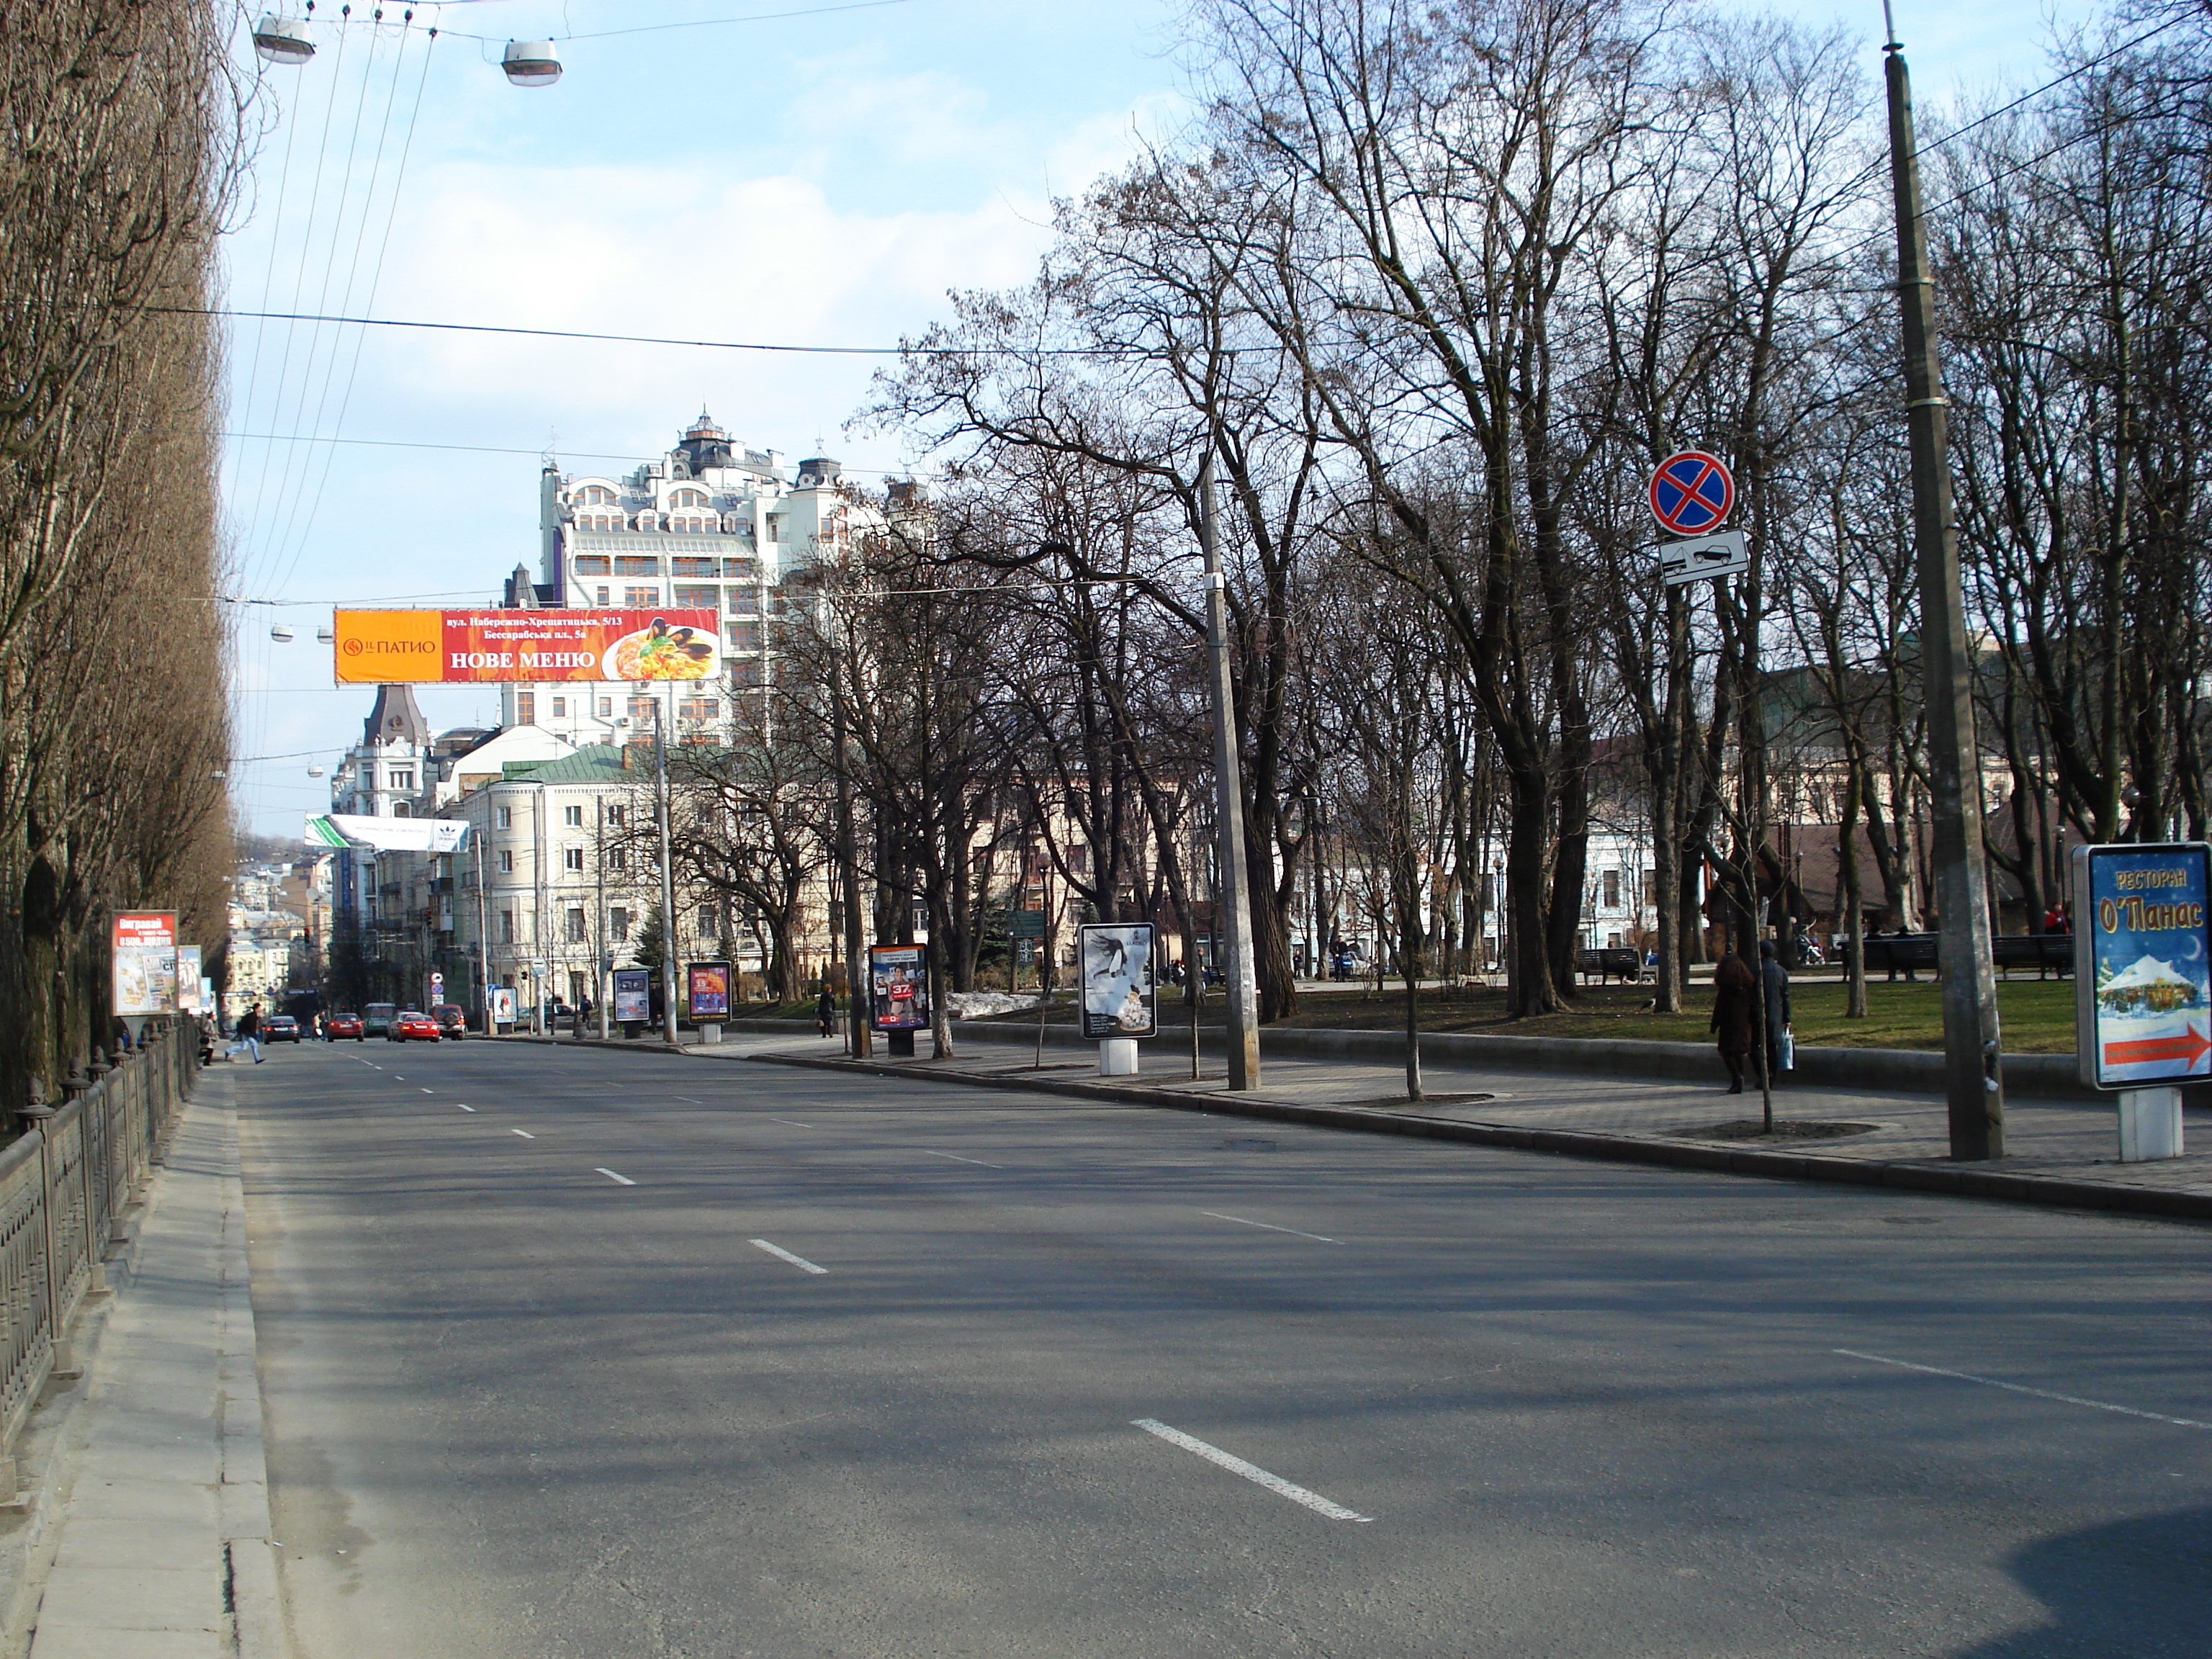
[511,1129,536,1139]
[1130,1419,1371,1522]
[1202,1211,1339,1244]
[595,1168,637,1187]
[750,1239,827,1274]
[918,1149,1005,1169]
[769,1118,815,1128]
[1836,1349,2212,1430]
[458,1105,476,1112]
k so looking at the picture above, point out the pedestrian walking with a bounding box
[1759,940,1792,1081]
[1709,951,1757,1094]
[227,1004,266,1064]
[816,986,837,1039]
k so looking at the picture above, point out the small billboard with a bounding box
[688,961,731,1020]
[868,943,930,1031]
[175,945,204,1014]
[112,912,178,1017]
[2073,842,2212,1089]
[612,967,653,1025]
[1078,923,1155,1039]
[487,986,518,1027]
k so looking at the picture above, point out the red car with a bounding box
[389,1010,442,1042]
[324,1012,364,1040]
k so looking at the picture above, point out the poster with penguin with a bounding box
[1078,923,1156,1039]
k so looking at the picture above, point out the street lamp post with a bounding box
[1199,454,1261,1089]
[1886,21,2005,1157]
[651,684,682,1049]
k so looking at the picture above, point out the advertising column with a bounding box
[2072,842,2211,1160]
[868,943,930,1058]
[687,961,730,1044]
[1078,923,1155,1076]
[112,911,179,1044]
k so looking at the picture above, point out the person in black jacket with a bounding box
[816,986,837,1038]
[1759,940,1792,1081]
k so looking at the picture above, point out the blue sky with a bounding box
[221,0,2099,834]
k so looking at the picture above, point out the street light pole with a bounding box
[1886,22,2005,1157]
[1199,453,1261,1089]
[652,684,682,1049]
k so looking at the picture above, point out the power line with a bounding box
[217,429,923,471]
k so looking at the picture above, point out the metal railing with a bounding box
[0,1020,193,1498]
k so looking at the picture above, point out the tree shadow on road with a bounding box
[1948,1503,2211,1657]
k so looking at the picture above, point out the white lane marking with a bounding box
[674,1096,703,1104]
[1835,1349,2212,1430]
[919,1149,1004,1169]
[511,1129,535,1139]
[769,1117,815,1128]
[1203,1210,1339,1244]
[750,1238,827,1274]
[1130,1419,1371,1522]
[421,1087,434,1094]
[595,1168,637,1186]
[457,1105,476,1112]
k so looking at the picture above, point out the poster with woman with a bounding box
[1078,923,1155,1039]
[869,944,930,1031]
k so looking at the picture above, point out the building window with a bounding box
[673,585,719,611]
[672,557,716,578]
[606,847,627,871]
[670,516,716,535]
[595,697,613,718]
[499,909,516,943]
[565,907,588,943]
[1603,869,1620,909]
[498,850,514,873]
[628,695,656,723]
[563,805,584,827]
[390,801,409,818]
[577,485,616,506]
[606,805,624,827]
[516,691,536,724]
[611,906,630,941]
[496,805,512,829]
[679,694,719,722]
[671,487,708,508]
[698,904,719,936]
[387,769,413,789]
[573,556,611,575]
[724,559,757,580]
[623,586,660,608]
[731,660,762,686]
[564,847,585,872]
[595,586,611,606]
[767,516,781,542]
[1643,871,1658,907]
[552,696,569,719]
[727,588,758,615]
[725,621,761,652]
[613,557,660,577]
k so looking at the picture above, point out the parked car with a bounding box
[324,1012,364,1040]
[431,1004,467,1040]
[389,1010,442,1043]
[261,1014,302,1043]
[362,1002,397,1038]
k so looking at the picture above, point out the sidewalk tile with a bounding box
[31,1563,222,1631]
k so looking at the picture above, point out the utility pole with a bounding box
[652,685,683,1050]
[472,825,491,1034]
[1199,453,1260,1089]
[832,660,870,1058]
[595,797,611,1040]
[1886,15,2005,1156]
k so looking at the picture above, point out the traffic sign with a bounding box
[1009,909,1046,938]
[1650,451,1735,535]
[1658,529,1749,586]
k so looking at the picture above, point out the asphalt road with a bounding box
[233,1038,2212,1658]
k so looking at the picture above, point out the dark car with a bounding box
[261,1014,302,1043]
[390,1010,442,1042]
[325,1012,364,1040]
[431,1003,467,1040]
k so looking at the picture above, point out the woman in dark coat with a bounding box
[1710,951,1758,1093]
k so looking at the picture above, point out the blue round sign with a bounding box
[1650,451,1735,535]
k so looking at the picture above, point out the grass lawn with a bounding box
[979,976,2081,1053]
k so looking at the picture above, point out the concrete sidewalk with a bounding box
[7,1073,282,1659]
[738,1024,2212,1222]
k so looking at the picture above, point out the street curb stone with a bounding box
[747,1049,2212,1225]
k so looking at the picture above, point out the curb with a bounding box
[747,1050,2212,1225]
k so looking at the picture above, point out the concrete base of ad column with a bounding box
[1099,1038,1139,1076]
[697,1023,721,1045]
[2118,1087,2184,1161]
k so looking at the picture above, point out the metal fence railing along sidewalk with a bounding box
[0,1020,192,1499]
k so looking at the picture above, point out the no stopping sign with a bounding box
[1650,451,1735,535]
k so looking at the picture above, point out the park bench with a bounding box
[1575,946,1646,984]
[1858,932,2072,979]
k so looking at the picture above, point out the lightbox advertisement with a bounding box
[111,911,178,1017]
[1078,922,1155,1039]
[612,968,653,1025]
[687,962,731,1020]
[2073,842,2212,1089]
[868,944,930,1032]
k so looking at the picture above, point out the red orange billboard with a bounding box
[333,609,719,684]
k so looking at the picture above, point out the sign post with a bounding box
[1078,923,1155,1076]
[2072,842,2208,1160]
[868,943,930,1058]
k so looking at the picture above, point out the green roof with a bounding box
[500,744,634,784]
